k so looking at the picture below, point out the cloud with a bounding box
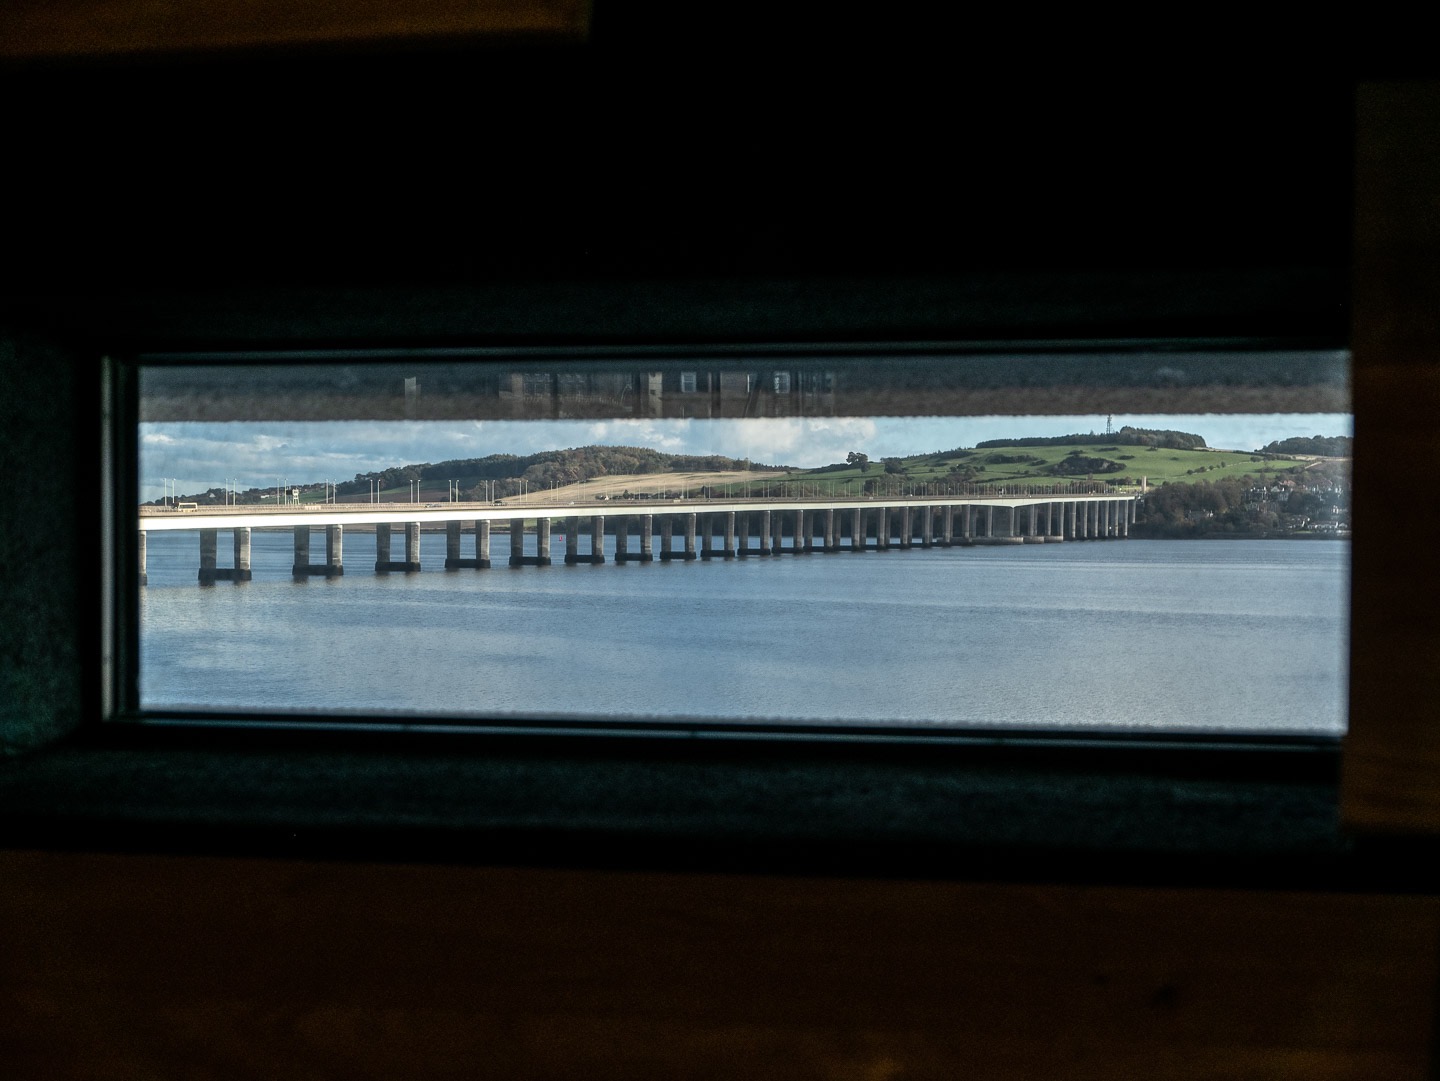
[138,412,1354,501]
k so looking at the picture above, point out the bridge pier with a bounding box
[198,529,216,583]
[292,524,343,578]
[507,516,551,566]
[591,515,606,563]
[152,496,1138,584]
[638,515,652,561]
[444,519,493,569]
[1023,504,1044,544]
[1046,502,1063,541]
[197,527,254,583]
[138,529,147,585]
[566,516,581,563]
[375,521,422,572]
[234,527,252,578]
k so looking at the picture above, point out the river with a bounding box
[138,533,1349,734]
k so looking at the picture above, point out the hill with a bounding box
[700,437,1275,497]
[149,446,793,506]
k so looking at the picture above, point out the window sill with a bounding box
[0,725,1388,890]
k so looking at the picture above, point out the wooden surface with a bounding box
[1342,82,1440,834]
[0,0,589,60]
[1,850,1435,1080]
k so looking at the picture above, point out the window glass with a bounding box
[132,349,1350,735]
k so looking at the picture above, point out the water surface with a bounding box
[140,533,1348,733]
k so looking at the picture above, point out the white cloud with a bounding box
[138,412,1354,501]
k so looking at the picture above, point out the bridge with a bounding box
[137,493,1139,584]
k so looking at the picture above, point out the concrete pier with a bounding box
[1023,504,1044,543]
[476,520,491,567]
[145,493,1140,584]
[509,517,551,566]
[444,519,491,569]
[615,515,653,563]
[198,529,217,583]
[198,527,253,584]
[233,527,252,578]
[375,521,422,572]
[590,516,606,563]
[292,524,344,578]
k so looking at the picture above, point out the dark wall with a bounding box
[3,11,1436,1080]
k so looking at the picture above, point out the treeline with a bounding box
[1134,474,1350,538]
[976,427,1207,451]
[337,445,789,499]
[1258,435,1353,457]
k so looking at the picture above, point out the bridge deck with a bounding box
[138,493,1136,531]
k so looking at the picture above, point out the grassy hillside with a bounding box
[707,443,1297,496]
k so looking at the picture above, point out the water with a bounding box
[139,532,1349,734]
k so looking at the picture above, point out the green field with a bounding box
[705,444,1309,497]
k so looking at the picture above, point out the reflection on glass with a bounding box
[136,353,1351,734]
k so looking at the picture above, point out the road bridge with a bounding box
[137,493,1138,584]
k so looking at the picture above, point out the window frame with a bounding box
[1,298,1377,884]
[110,340,1350,753]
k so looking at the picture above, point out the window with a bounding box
[123,345,1350,742]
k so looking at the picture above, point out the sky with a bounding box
[139,413,1353,501]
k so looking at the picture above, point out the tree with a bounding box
[846,451,869,468]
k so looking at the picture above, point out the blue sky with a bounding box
[140,412,1352,500]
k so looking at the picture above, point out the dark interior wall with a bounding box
[4,10,1436,1080]
[0,328,88,754]
[3,11,1355,308]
